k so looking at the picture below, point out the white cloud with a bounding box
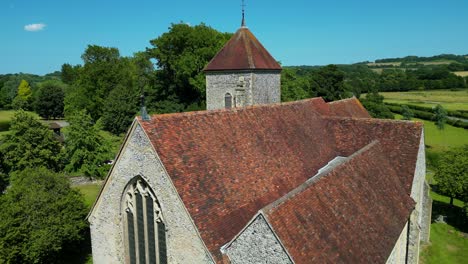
[24,23,46,32]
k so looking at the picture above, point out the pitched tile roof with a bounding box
[328,97,371,118]
[262,141,415,263]
[138,98,422,263]
[204,27,282,72]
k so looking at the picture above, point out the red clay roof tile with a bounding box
[328,97,371,118]
[204,27,282,72]
[138,98,422,263]
[263,141,415,263]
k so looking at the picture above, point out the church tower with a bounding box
[204,15,282,110]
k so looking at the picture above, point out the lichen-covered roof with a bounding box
[137,98,422,263]
[204,27,282,72]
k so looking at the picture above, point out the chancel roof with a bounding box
[204,26,282,72]
[138,97,422,263]
[262,141,415,263]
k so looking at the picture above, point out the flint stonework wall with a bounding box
[386,222,408,264]
[251,72,281,105]
[411,130,427,226]
[420,182,432,243]
[407,210,421,264]
[225,214,292,264]
[206,71,280,110]
[89,123,213,264]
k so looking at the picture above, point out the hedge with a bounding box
[386,103,468,129]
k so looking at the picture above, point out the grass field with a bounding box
[420,190,468,264]
[395,114,468,152]
[420,223,468,264]
[73,183,103,209]
[381,89,468,111]
[453,71,468,77]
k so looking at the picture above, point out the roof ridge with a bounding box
[327,97,358,104]
[323,115,424,128]
[138,97,327,121]
[261,140,380,214]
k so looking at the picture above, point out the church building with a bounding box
[88,18,431,264]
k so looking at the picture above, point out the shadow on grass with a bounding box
[431,186,468,233]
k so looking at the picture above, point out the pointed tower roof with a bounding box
[204,26,282,72]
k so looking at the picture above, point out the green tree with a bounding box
[34,81,66,119]
[281,68,315,102]
[66,45,133,121]
[146,23,231,108]
[434,145,468,205]
[0,162,6,193]
[313,65,350,102]
[101,84,139,135]
[0,110,62,175]
[402,105,414,120]
[12,80,33,110]
[64,110,110,178]
[361,89,394,119]
[61,63,81,85]
[433,104,447,130]
[0,167,88,263]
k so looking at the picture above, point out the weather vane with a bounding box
[241,0,246,27]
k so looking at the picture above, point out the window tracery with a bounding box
[124,178,167,264]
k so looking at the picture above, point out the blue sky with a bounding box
[1,0,467,75]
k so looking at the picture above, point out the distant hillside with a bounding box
[374,54,468,64]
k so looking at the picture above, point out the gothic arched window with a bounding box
[124,178,167,264]
[225,93,232,109]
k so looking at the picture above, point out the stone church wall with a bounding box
[89,122,214,263]
[224,214,292,264]
[206,71,280,110]
[420,182,432,243]
[386,222,408,264]
[411,130,427,227]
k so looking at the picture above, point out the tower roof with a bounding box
[204,27,282,72]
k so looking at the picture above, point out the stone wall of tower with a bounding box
[206,71,281,110]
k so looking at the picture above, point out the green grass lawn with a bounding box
[420,223,468,264]
[420,191,468,264]
[73,183,103,209]
[394,114,468,153]
[381,89,468,111]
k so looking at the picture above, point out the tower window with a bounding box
[225,93,232,109]
[124,178,167,264]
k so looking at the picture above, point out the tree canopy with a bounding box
[146,23,231,108]
[34,80,66,119]
[12,80,33,110]
[0,110,62,175]
[434,145,468,205]
[64,110,110,178]
[0,167,88,263]
[65,45,136,121]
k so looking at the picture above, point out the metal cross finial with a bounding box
[241,0,246,27]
